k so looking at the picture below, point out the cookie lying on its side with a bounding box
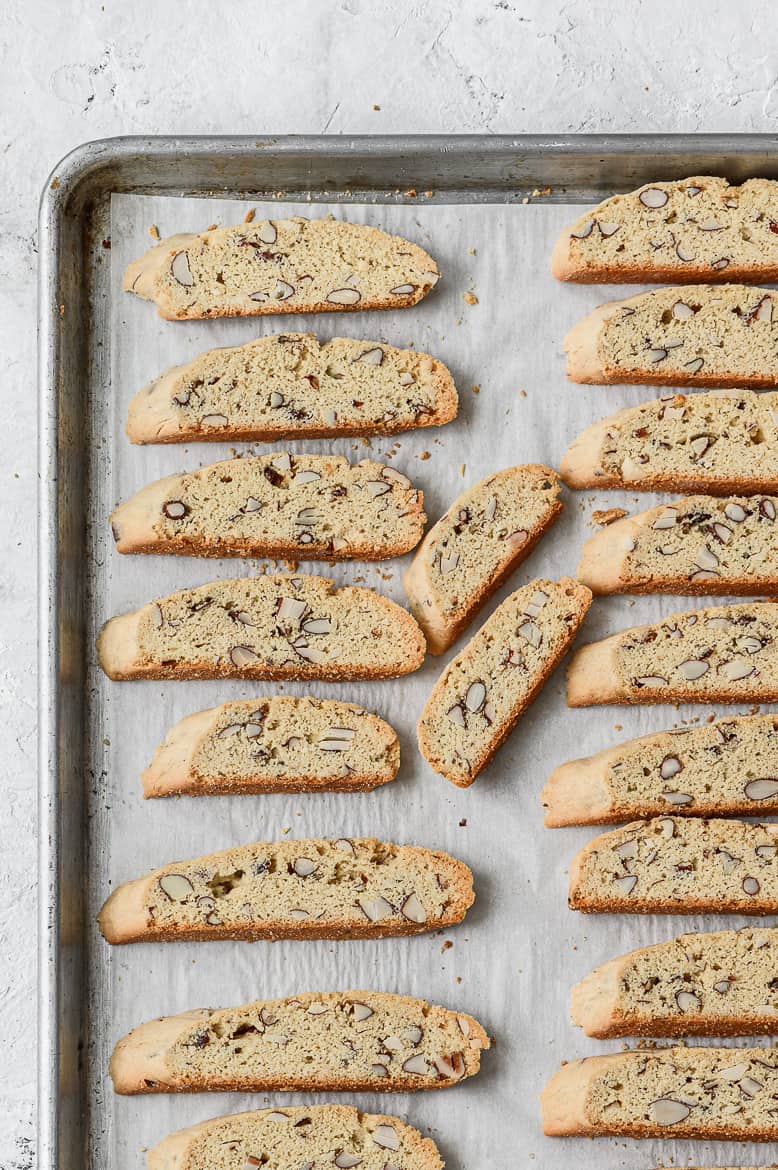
[124,217,440,319]
[110,990,489,1094]
[571,926,778,1038]
[565,285,778,387]
[98,837,474,944]
[418,578,592,787]
[561,389,778,494]
[110,454,425,561]
[403,464,562,654]
[542,1047,778,1140]
[552,176,778,283]
[566,600,778,707]
[147,1106,444,1170]
[143,697,400,797]
[126,333,458,444]
[543,712,778,826]
[97,574,426,682]
[578,494,778,595]
[568,816,778,915]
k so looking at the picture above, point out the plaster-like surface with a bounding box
[3,0,777,1163]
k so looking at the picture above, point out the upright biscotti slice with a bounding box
[552,176,778,283]
[127,333,458,444]
[565,285,778,387]
[561,389,778,494]
[143,697,399,797]
[147,1106,443,1170]
[543,712,778,826]
[97,574,426,682]
[403,465,563,655]
[110,454,424,561]
[124,217,439,320]
[418,578,592,787]
[578,494,778,596]
[571,926,778,1038]
[542,1046,778,1139]
[97,836,473,944]
[568,816,778,915]
[110,990,489,1094]
[567,600,778,707]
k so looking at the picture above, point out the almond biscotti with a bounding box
[97,574,426,682]
[561,389,778,494]
[571,926,778,1037]
[543,713,778,826]
[98,837,473,943]
[542,1046,778,1139]
[124,217,439,320]
[147,1105,444,1170]
[552,176,778,283]
[143,697,399,797]
[110,454,424,561]
[126,333,458,444]
[418,578,592,787]
[568,816,778,915]
[566,600,778,707]
[565,285,778,387]
[403,464,563,654]
[578,494,778,596]
[110,990,489,1094]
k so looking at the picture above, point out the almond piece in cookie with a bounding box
[403,464,562,654]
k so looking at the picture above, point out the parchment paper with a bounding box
[88,191,777,1169]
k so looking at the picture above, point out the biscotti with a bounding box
[403,464,563,654]
[568,816,778,915]
[124,217,439,320]
[97,574,426,682]
[561,389,778,494]
[543,713,778,826]
[126,333,458,444]
[552,176,778,283]
[110,454,424,561]
[110,990,489,1093]
[565,285,778,387]
[566,600,778,707]
[571,926,778,1037]
[97,837,473,943]
[418,578,592,786]
[578,494,778,595]
[147,1105,444,1170]
[541,1046,778,1139]
[143,696,400,797]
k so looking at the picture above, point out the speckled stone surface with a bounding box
[4,0,777,1163]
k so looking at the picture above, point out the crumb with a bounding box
[459,464,466,476]
[464,291,478,305]
[471,384,480,395]
[423,190,434,198]
[404,188,417,197]
[441,940,453,953]
[459,818,467,827]
[148,223,160,240]
[244,208,256,223]
[532,186,553,197]
[519,389,527,398]
[373,104,381,111]
[59,304,65,316]
[206,222,218,231]
[455,976,462,984]
[521,196,530,204]
[592,507,628,527]
[614,724,622,732]
[468,247,477,255]
[707,712,716,722]
[360,437,372,448]
[418,451,431,460]
[101,238,111,250]
[282,826,290,835]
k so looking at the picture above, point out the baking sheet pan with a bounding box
[39,135,778,1170]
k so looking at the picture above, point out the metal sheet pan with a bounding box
[39,134,778,1170]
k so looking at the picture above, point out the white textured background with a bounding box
[4,0,778,1165]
